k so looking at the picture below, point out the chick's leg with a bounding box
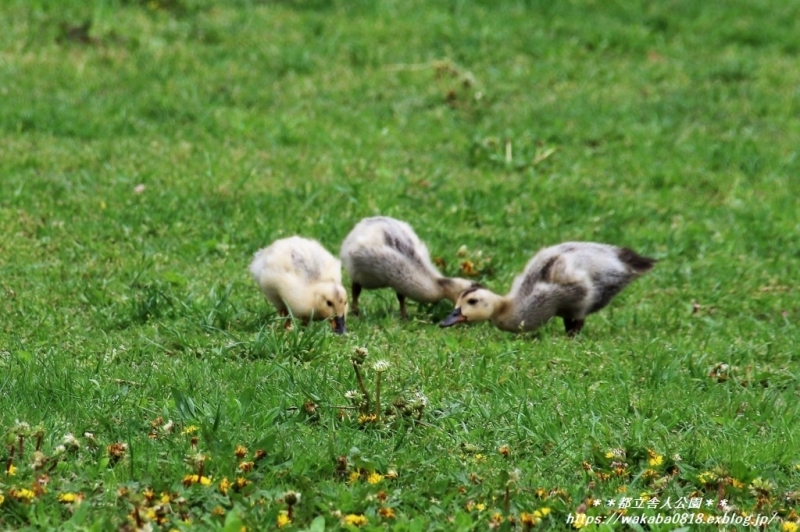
[397,292,408,320]
[564,317,584,338]
[279,308,292,331]
[351,282,362,316]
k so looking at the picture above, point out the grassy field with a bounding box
[1,0,800,529]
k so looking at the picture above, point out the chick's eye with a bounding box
[326,301,333,307]
[467,298,478,305]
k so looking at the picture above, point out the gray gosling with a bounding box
[340,216,480,319]
[250,236,348,334]
[440,242,656,337]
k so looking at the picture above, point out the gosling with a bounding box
[440,242,656,336]
[249,236,348,333]
[340,216,479,319]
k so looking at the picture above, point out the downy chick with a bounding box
[250,236,348,333]
[340,216,479,319]
[440,242,655,336]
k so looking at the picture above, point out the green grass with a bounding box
[1,0,799,530]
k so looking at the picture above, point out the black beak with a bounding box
[333,316,346,335]
[439,308,467,328]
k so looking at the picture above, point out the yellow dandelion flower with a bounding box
[731,478,745,489]
[0,493,4,505]
[239,461,255,472]
[182,474,212,487]
[358,413,378,424]
[143,488,155,501]
[474,453,486,462]
[378,507,396,519]
[537,507,551,517]
[343,514,368,526]
[160,492,172,504]
[235,445,248,458]
[604,451,614,459]
[235,477,250,489]
[520,512,540,525]
[643,468,659,479]
[182,425,198,435]
[212,506,225,516]
[698,471,716,485]
[348,470,361,483]
[476,503,486,512]
[617,485,627,493]
[573,513,587,529]
[277,510,291,528]
[534,488,548,499]
[219,478,231,496]
[58,492,81,503]
[367,472,383,484]
[11,488,35,502]
[6,464,17,476]
[648,454,664,467]
[783,522,799,532]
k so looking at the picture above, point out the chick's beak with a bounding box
[332,316,346,335]
[439,308,467,328]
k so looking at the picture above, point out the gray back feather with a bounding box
[291,250,321,280]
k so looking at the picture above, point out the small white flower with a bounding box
[30,451,46,470]
[344,390,361,401]
[609,448,625,459]
[411,392,428,408]
[63,433,81,450]
[372,360,390,373]
[283,491,301,505]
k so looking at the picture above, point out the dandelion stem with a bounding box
[18,435,24,457]
[504,484,510,514]
[352,361,371,413]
